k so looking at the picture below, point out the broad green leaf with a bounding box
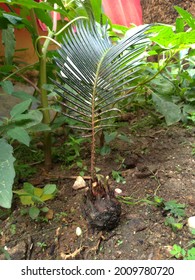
[152,93,181,125]
[113,24,129,34]
[89,0,102,22]
[14,186,45,205]
[175,18,184,33]
[164,200,186,217]
[7,127,31,146]
[13,190,34,205]
[186,248,195,260]
[43,184,56,195]
[174,6,195,29]
[39,193,55,202]
[12,110,42,127]
[34,8,52,30]
[0,80,14,94]
[1,0,68,16]
[150,25,195,49]
[29,206,40,220]
[10,99,32,118]
[41,206,49,213]
[23,182,34,195]
[14,187,43,205]
[2,25,16,65]
[12,91,38,102]
[170,244,186,259]
[0,139,15,208]
[29,123,51,132]
[18,110,43,128]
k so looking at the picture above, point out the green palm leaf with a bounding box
[53,20,150,179]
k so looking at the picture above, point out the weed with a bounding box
[13,182,57,220]
[10,224,17,236]
[119,195,186,232]
[54,212,68,222]
[117,239,124,246]
[170,228,195,260]
[163,200,186,218]
[164,217,183,232]
[112,170,126,184]
[170,242,195,260]
[37,242,47,252]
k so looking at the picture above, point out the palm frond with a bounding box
[53,20,150,135]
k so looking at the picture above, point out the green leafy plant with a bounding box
[36,241,47,252]
[162,200,186,232]
[170,228,195,260]
[0,88,46,208]
[0,0,112,171]
[141,7,195,126]
[170,242,195,260]
[119,195,186,232]
[13,182,56,220]
[112,170,126,184]
[164,216,183,232]
[0,0,110,209]
[163,200,186,218]
[152,197,186,232]
[0,86,45,145]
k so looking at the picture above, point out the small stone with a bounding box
[76,227,82,236]
[115,188,122,195]
[45,209,54,220]
[188,216,195,230]
[186,195,195,206]
[72,176,86,190]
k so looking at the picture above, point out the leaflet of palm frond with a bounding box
[53,19,150,134]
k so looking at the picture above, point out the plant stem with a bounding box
[91,110,96,181]
[39,31,55,170]
[91,53,107,181]
[30,9,52,170]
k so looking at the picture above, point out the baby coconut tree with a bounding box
[52,19,150,230]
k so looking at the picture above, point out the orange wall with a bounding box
[0,28,40,64]
[0,3,46,64]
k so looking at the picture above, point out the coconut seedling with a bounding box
[52,19,150,230]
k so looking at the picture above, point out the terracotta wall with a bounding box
[0,28,41,64]
[0,3,44,64]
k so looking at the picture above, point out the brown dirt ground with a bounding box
[0,115,195,260]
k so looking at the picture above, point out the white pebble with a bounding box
[188,216,195,230]
[76,227,82,236]
[115,188,122,194]
[72,176,86,190]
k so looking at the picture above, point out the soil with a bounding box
[1,115,195,260]
[141,0,195,24]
